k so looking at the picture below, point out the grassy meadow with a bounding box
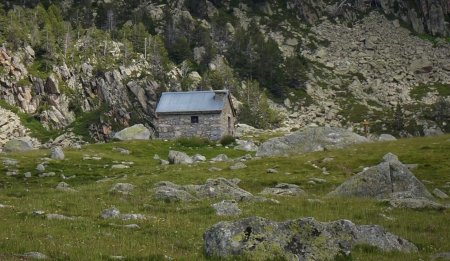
[0,135,449,260]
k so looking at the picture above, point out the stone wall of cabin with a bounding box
[220,100,235,136]
[157,113,224,140]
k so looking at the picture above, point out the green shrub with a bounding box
[176,136,212,147]
[220,135,235,146]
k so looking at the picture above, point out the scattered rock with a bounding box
[192,154,206,162]
[38,172,56,177]
[101,207,121,219]
[204,216,417,259]
[36,163,45,172]
[160,159,169,165]
[378,134,397,141]
[21,252,48,260]
[310,178,327,183]
[210,154,229,162]
[51,146,64,160]
[111,164,130,169]
[266,168,278,174]
[388,196,446,211]
[113,124,151,140]
[83,156,102,160]
[229,162,247,170]
[328,153,433,200]
[260,183,306,197]
[46,213,76,220]
[433,188,449,199]
[234,140,258,152]
[55,182,77,192]
[154,182,198,202]
[121,214,146,220]
[123,224,140,229]
[112,147,131,154]
[256,127,368,157]
[168,150,193,164]
[212,200,242,216]
[24,172,32,178]
[153,154,160,160]
[154,178,268,202]
[2,158,18,166]
[110,183,135,195]
[6,170,18,176]
[208,167,222,172]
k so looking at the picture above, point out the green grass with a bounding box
[410,83,450,100]
[0,135,449,260]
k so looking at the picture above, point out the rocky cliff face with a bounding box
[287,0,450,37]
[0,0,449,146]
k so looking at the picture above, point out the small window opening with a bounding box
[191,116,199,123]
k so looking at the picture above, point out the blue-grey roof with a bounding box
[156,90,230,114]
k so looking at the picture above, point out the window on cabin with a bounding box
[191,116,199,123]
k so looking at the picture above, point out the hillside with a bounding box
[0,134,449,260]
[0,0,449,146]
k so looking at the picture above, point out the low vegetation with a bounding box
[0,135,449,260]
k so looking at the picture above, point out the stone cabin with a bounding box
[155,90,236,140]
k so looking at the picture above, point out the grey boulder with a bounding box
[204,216,417,260]
[154,178,268,202]
[110,183,135,195]
[379,134,397,141]
[113,124,151,140]
[51,146,65,160]
[212,200,242,216]
[168,150,193,164]
[260,183,306,197]
[3,138,33,153]
[328,153,433,200]
[433,188,449,199]
[256,127,368,157]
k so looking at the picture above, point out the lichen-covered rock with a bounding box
[378,134,397,141]
[51,146,65,160]
[110,183,135,195]
[113,124,151,140]
[204,217,417,260]
[55,182,77,192]
[153,178,268,202]
[212,200,241,216]
[229,162,247,170]
[328,153,433,200]
[211,154,229,162]
[256,127,368,157]
[234,140,258,152]
[388,196,446,211]
[3,138,33,152]
[168,150,193,164]
[433,188,449,199]
[260,183,306,197]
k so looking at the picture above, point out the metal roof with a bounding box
[156,90,231,114]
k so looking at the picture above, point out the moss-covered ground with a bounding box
[0,135,449,260]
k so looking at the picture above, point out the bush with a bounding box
[176,136,212,147]
[220,135,235,146]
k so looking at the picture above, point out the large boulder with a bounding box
[256,127,368,157]
[3,138,33,153]
[113,124,151,140]
[204,217,417,260]
[328,153,433,200]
